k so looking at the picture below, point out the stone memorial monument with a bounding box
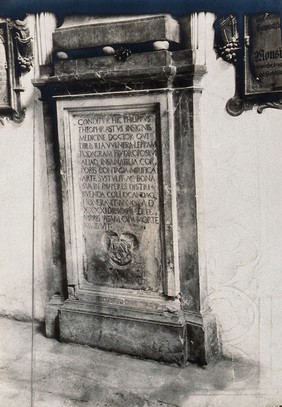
[35,14,217,364]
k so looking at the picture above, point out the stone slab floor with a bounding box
[0,317,280,407]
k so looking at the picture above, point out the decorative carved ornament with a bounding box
[216,14,282,116]
[12,19,33,72]
[114,46,132,61]
[0,18,33,125]
[217,15,240,64]
[102,231,139,269]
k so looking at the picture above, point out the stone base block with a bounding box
[58,301,208,365]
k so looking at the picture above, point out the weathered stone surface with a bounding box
[45,294,64,338]
[54,50,173,76]
[75,109,161,291]
[36,15,213,365]
[173,89,200,312]
[55,90,179,297]
[59,304,186,364]
[53,15,180,50]
[51,85,211,362]
[39,81,210,364]
[34,50,201,95]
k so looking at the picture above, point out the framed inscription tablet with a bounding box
[245,13,282,95]
[56,91,177,299]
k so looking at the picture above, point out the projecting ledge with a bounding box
[33,50,206,94]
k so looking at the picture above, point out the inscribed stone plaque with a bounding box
[71,108,162,291]
[248,13,282,92]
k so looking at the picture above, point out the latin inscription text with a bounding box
[76,112,160,230]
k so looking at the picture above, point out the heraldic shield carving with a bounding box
[102,231,139,269]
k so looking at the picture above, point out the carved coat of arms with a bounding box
[102,231,139,269]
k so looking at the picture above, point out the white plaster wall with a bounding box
[0,104,34,319]
[197,13,282,364]
[0,15,52,321]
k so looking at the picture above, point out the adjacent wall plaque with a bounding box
[216,13,282,115]
[246,13,282,95]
